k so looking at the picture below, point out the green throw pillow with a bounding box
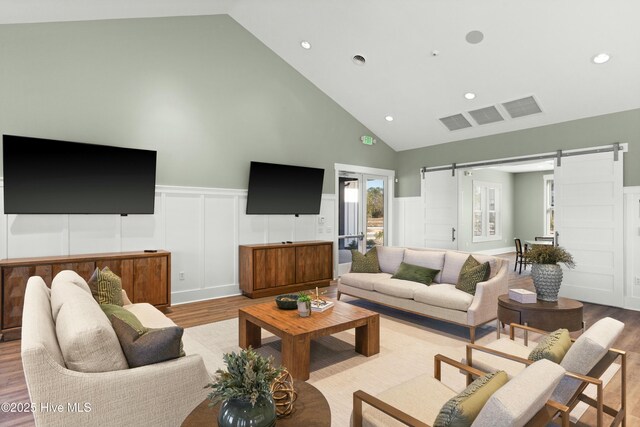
[456,256,490,295]
[528,328,572,363]
[391,262,440,285]
[110,315,184,368]
[350,247,381,273]
[88,267,123,306]
[100,304,146,335]
[434,370,508,427]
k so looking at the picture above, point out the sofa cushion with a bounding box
[350,247,381,273]
[376,246,405,274]
[456,256,490,295]
[52,270,91,294]
[391,262,439,285]
[433,370,508,427]
[528,328,572,363]
[110,315,184,368]
[374,279,425,299]
[553,317,624,404]
[403,249,446,283]
[55,294,129,372]
[88,266,124,306]
[474,359,565,427]
[51,279,96,321]
[413,284,474,311]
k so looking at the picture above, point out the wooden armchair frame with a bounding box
[465,323,626,427]
[352,353,570,427]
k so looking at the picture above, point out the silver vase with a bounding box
[531,263,563,302]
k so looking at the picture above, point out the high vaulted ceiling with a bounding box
[2,0,640,151]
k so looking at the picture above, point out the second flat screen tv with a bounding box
[2,135,157,214]
[246,161,324,215]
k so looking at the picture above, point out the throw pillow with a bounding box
[456,256,491,295]
[391,262,440,285]
[110,315,184,368]
[100,304,147,335]
[433,370,508,427]
[528,328,572,363]
[350,247,381,273]
[88,267,124,306]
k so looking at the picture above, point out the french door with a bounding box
[337,170,389,273]
[555,151,624,307]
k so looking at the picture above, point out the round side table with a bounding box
[182,380,330,427]
[497,294,584,345]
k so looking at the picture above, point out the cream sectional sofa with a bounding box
[337,247,508,342]
[21,271,210,427]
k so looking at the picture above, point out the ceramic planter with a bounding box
[531,263,563,302]
[218,395,276,427]
[297,300,311,317]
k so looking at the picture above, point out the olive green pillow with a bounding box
[88,267,123,306]
[434,370,508,427]
[391,262,440,285]
[350,247,381,273]
[456,256,491,295]
[110,315,184,368]
[528,328,572,363]
[100,304,146,335]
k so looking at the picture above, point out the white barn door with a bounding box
[423,170,458,249]
[555,151,624,307]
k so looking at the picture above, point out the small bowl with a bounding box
[275,294,299,310]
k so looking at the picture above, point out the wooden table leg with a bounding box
[355,315,380,356]
[239,313,262,349]
[281,334,311,380]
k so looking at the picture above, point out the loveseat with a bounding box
[21,271,210,427]
[337,247,508,342]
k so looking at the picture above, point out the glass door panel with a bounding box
[365,177,385,251]
[338,175,363,261]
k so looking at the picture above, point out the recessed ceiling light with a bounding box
[300,40,311,50]
[465,30,484,44]
[464,92,476,100]
[592,53,610,64]
[385,115,394,122]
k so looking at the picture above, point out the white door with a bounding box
[554,151,624,307]
[422,170,458,249]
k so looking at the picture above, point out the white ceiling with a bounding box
[2,0,640,152]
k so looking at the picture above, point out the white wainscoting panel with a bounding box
[624,187,640,311]
[0,182,335,305]
[69,215,121,255]
[392,197,424,248]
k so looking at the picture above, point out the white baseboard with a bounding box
[473,246,515,256]
[171,284,241,305]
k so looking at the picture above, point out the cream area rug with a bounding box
[182,297,618,426]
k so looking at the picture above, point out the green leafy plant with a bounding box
[296,292,312,303]
[526,245,575,269]
[205,347,282,406]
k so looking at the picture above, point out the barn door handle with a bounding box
[452,227,456,242]
[555,231,559,246]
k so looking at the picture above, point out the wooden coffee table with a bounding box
[182,380,330,426]
[239,299,380,380]
[497,294,584,345]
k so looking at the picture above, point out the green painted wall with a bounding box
[0,15,397,193]
[458,169,514,252]
[513,171,549,243]
[396,108,640,197]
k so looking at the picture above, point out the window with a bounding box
[472,181,502,242]
[544,174,555,236]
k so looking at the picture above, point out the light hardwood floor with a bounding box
[0,253,637,426]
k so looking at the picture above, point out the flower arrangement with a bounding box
[205,347,282,407]
[526,245,575,269]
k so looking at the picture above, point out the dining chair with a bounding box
[514,238,529,274]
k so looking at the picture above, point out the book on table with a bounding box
[311,299,334,312]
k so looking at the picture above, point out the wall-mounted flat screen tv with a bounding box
[2,135,157,214]
[246,161,324,215]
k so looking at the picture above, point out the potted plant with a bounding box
[297,292,312,317]
[526,245,575,301]
[205,347,281,427]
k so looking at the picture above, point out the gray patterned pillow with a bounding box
[456,256,490,295]
[88,267,123,306]
[434,370,508,427]
[350,247,381,273]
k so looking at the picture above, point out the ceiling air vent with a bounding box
[502,96,542,118]
[468,106,504,125]
[439,114,472,131]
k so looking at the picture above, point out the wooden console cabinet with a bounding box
[0,250,171,341]
[239,241,333,298]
